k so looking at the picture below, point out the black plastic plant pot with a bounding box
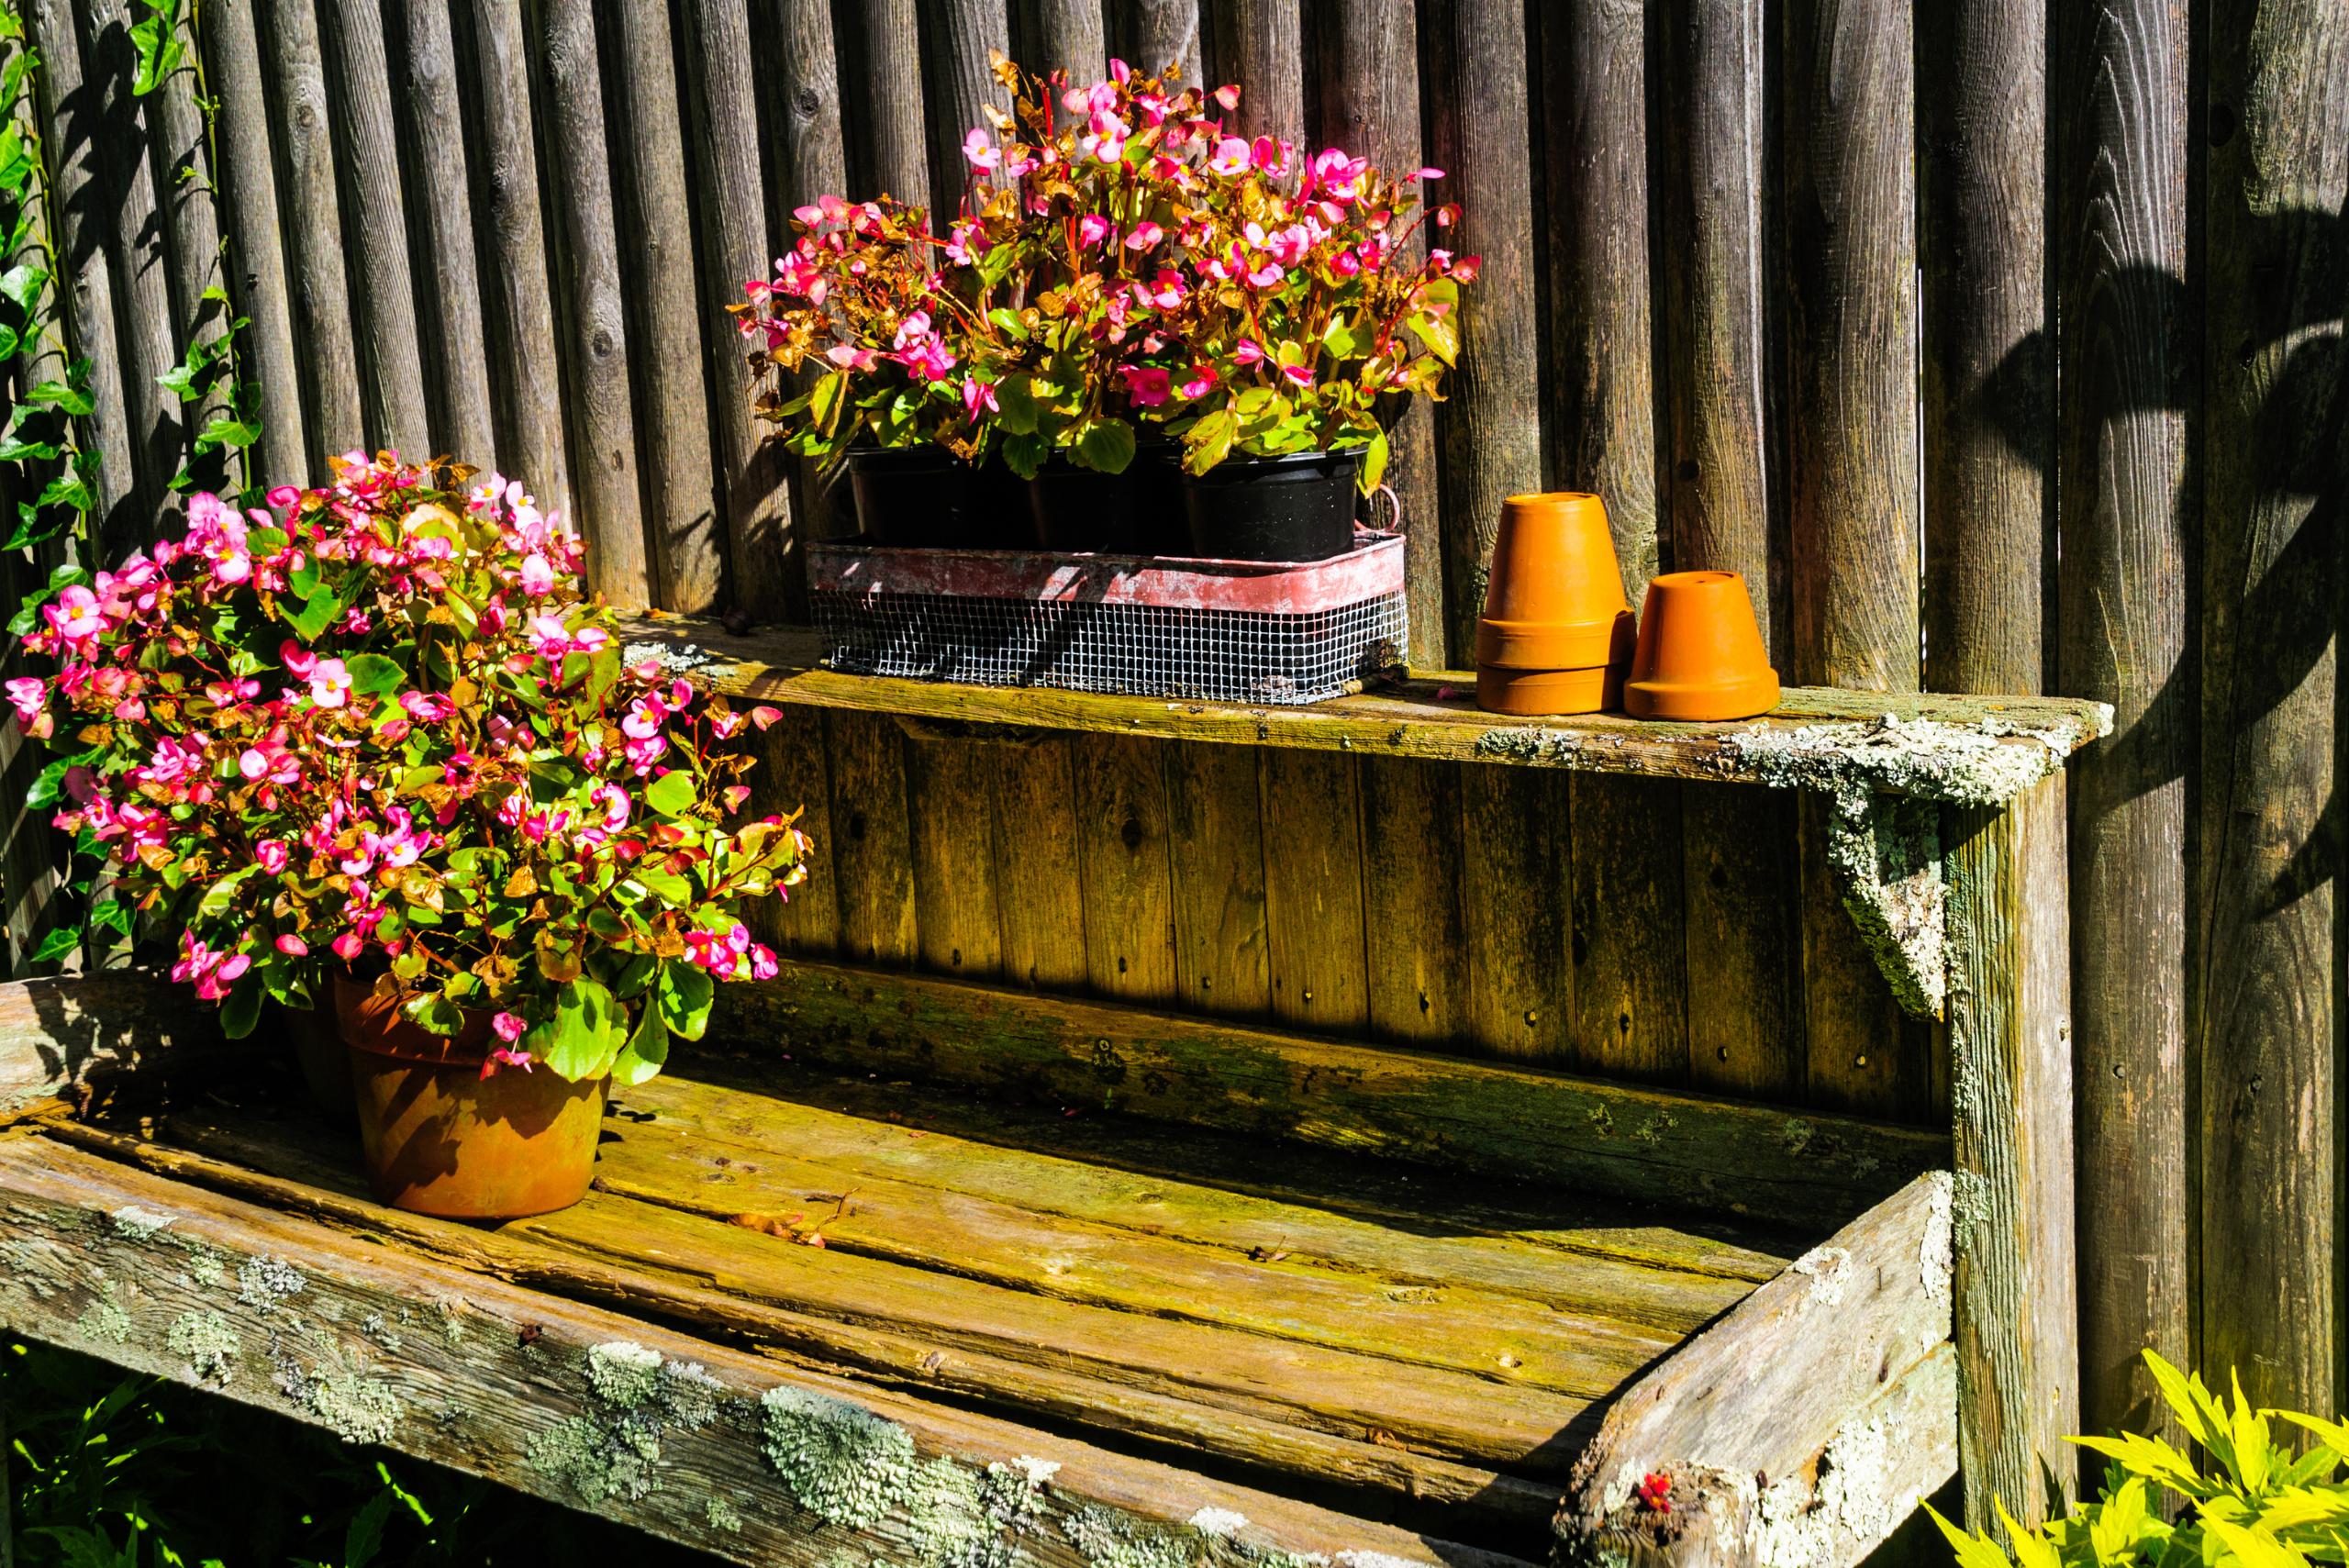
[848,445,973,548]
[1025,456,1141,553]
[1181,447,1365,562]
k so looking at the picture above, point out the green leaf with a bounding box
[286,551,322,598]
[25,750,96,812]
[128,6,186,95]
[1184,409,1239,475]
[195,864,260,921]
[539,975,620,1081]
[193,415,262,453]
[987,307,1029,340]
[1000,430,1048,480]
[1320,312,1366,359]
[402,993,467,1037]
[1074,417,1136,474]
[29,925,80,963]
[609,1000,670,1087]
[994,373,1039,435]
[643,770,697,817]
[630,867,693,906]
[1408,308,1459,368]
[0,434,61,462]
[220,970,264,1039]
[655,958,715,1041]
[87,901,134,936]
[1358,427,1389,495]
[285,585,344,640]
[346,652,406,696]
[21,376,94,417]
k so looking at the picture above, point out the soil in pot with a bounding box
[1182,448,1364,562]
[333,971,605,1219]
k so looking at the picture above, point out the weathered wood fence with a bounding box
[0,0,2337,1482]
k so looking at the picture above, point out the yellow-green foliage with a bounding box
[1932,1351,2349,1568]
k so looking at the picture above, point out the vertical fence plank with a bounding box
[1116,1,1200,84]
[402,0,496,465]
[1424,0,1542,665]
[259,0,363,472]
[319,0,429,455]
[2199,0,2344,1422]
[25,0,135,521]
[1947,777,2080,1524]
[906,740,1004,980]
[1212,0,1302,150]
[607,0,720,611]
[147,12,231,490]
[744,704,837,958]
[1567,776,1687,1084]
[204,0,308,488]
[1259,750,1368,1034]
[462,0,569,504]
[1658,0,1778,662]
[1683,784,1803,1101]
[1074,735,1177,1004]
[920,0,1013,227]
[991,740,1088,991]
[1016,0,1104,83]
[1919,1,2048,696]
[1462,766,1571,1061]
[837,0,930,205]
[83,1,182,529]
[1314,1,1442,669]
[690,0,796,619]
[1783,0,1920,692]
[2054,0,2194,1448]
[1536,0,1660,607]
[534,0,651,606]
[1358,756,1465,1049]
[1164,740,1271,1019]
[826,710,917,966]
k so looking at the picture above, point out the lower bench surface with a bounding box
[0,1041,1957,1568]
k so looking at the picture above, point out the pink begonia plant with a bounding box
[8,452,808,1086]
[734,56,1473,491]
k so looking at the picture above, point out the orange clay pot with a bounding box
[1475,493,1635,716]
[1624,571,1781,721]
[334,971,605,1219]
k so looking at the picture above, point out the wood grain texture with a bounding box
[1016,0,1105,83]
[401,0,496,464]
[1946,775,2078,1525]
[837,0,930,205]
[919,0,1013,227]
[0,1135,1520,1568]
[318,0,429,454]
[1919,0,2048,696]
[2052,0,2193,1447]
[1782,0,1920,692]
[201,0,308,488]
[146,4,232,491]
[1462,766,1571,1062]
[741,703,838,958]
[1358,756,1465,1049]
[1683,784,1803,1103]
[1163,740,1271,1018]
[1536,0,1660,606]
[1212,0,1302,150]
[1074,735,1178,1004]
[1798,794,1934,1121]
[608,0,721,612]
[906,739,1005,980]
[1260,749,1369,1035]
[1658,0,1779,662]
[1557,1174,1955,1567]
[2196,0,2345,1424]
[1114,0,1201,85]
[826,708,918,966]
[1424,0,1544,664]
[712,958,1951,1229]
[0,973,229,1113]
[534,0,651,606]
[1568,776,1687,1086]
[690,0,797,619]
[462,0,571,505]
[988,738,1088,991]
[1313,0,1442,668]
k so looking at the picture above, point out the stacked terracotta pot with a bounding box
[1474,492,1779,721]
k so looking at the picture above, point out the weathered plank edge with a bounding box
[617,616,2110,804]
[0,972,232,1117]
[1557,1173,1956,1568]
[0,1133,1537,1568]
[714,959,1950,1230]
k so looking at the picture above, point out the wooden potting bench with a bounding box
[0,616,2103,1568]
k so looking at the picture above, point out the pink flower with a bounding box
[275,934,307,955]
[281,642,318,679]
[1080,110,1129,163]
[962,127,1001,171]
[331,932,363,961]
[622,694,668,740]
[493,1012,527,1043]
[528,615,574,655]
[519,553,555,597]
[1207,137,1251,176]
[481,1044,534,1079]
[1119,366,1171,407]
[899,339,957,382]
[589,782,631,829]
[266,484,301,507]
[1280,361,1314,389]
[45,586,106,646]
[893,310,934,350]
[1079,215,1115,249]
[6,676,43,727]
[306,658,353,708]
[751,706,785,730]
[240,744,300,785]
[1177,364,1218,399]
[1232,338,1264,366]
[960,376,1001,424]
[1139,269,1187,310]
[1264,224,1312,267]
[826,344,879,371]
[257,840,290,873]
[1245,258,1285,289]
[399,691,456,721]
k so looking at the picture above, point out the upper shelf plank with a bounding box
[618,615,2112,803]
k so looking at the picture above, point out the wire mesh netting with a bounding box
[812,587,1409,705]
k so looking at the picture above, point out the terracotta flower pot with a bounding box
[1623,571,1781,721]
[333,971,606,1220]
[1475,492,1635,716]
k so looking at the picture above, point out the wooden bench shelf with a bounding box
[0,975,1956,1568]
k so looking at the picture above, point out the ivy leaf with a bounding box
[0,433,58,462]
[195,864,260,920]
[25,748,99,811]
[87,901,134,936]
[643,770,696,817]
[21,375,94,417]
[655,958,715,1041]
[29,925,79,963]
[193,414,262,453]
[128,6,186,95]
[0,128,31,199]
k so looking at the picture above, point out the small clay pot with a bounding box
[334,971,605,1219]
[1475,492,1635,715]
[1623,570,1780,721]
